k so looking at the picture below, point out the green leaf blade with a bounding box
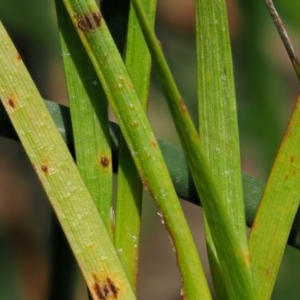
[56,0,113,237]
[249,94,300,299]
[195,0,251,297]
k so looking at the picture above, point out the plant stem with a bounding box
[265,0,300,80]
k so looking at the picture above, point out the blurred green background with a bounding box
[0,0,299,299]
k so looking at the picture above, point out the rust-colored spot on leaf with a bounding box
[85,15,93,29]
[92,274,106,300]
[16,53,22,61]
[91,274,118,299]
[151,140,157,147]
[141,178,149,191]
[77,12,101,32]
[8,99,15,108]
[41,164,48,174]
[179,99,188,114]
[284,174,289,180]
[163,217,180,269]
[107,277,118,298]
[103,285,109,297]
[93,12,101,27]
[93,282,105,299]
[100,156,110,167]
[290,155,296,163]
[78,17,89,31]
[223,67,227,75]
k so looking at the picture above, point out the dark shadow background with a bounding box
[0,0,300,299]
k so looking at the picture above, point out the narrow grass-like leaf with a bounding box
[114,0,156,290]
[55,0,113,237]
[195,0,250,297]
[61,0,211,297]
[130,0,256,298]
[249,94,300,299]
[0,21,136,300]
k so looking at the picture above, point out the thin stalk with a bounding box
[61,0,211,298]
[55,0,113,237]
[195,0,250,297]
[249,95,300,299]
[130,0,256,298]
[0,21,135,300]
[265,0,300,80]
[114,0,156,290]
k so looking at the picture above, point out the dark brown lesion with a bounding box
[100,156,110,167]
[93,12,101,27]
[78,17,89,31]
[103,285,110,297]
[41,163,49,174]
[92,274,119,299]
[77,12,102,32]
[93,281,105,299]
[85,15,93,30]
[107,277,118,298]
[8,99,15,108]
[93,274,106,300]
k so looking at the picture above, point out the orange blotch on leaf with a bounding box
[179,99,188,114]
